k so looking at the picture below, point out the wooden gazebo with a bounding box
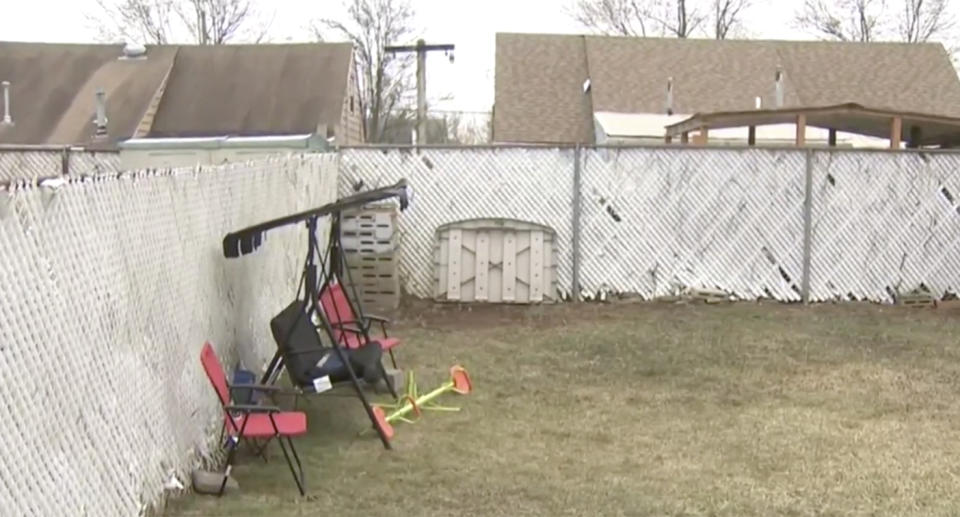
[664,103,960,149]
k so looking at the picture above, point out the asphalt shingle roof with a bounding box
[0,41,353,146]
[493,33,960,144]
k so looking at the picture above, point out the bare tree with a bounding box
[439,111,491,144]
[176,0,264,45]
[316,0,417,143]
[899,0,954,42]
[650,0,706,37]
[572,0,651,36]
[794,0,886,42]
[795,0,957,45]
[92,0,175,44]
[713,0,752,39]
[89,0,268,45]
[571,0,749,39]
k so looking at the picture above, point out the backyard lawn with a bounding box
[164,299,960,516]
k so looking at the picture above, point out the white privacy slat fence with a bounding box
[339,147,576,298]
[339,146,960,303]
[0,154,337,516]
[3,143,960,516]
[0,148,121,182]
[808,151,960,302]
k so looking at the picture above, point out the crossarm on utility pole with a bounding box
[384,39,455,145]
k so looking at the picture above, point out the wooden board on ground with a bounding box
[897,293,937,308]
[690,288,730,304]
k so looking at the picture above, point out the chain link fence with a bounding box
[0,153,337,516]
[340,145,960,303]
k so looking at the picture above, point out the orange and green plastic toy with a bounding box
[371,365,472,440]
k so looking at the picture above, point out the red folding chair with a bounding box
[200,342,308,496]
[319,280,401,369]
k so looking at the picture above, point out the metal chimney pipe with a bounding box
[94,88,108,137]
[665,77,674,115]
[774,67,784,108]
[1,81,11,125]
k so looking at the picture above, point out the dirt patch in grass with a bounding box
[164,301,960,517]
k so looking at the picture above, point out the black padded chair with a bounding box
[268,299,395,396]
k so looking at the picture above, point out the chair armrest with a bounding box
[228,383,301,399]
[335,324,366,335]
[285,348,322,357]
[224,403,282,413]
[362,314,391,337]
[228,383,283,392]
[330,320,368,331]
[363,314,391,324]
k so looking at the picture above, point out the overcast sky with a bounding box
[0,0,942,113]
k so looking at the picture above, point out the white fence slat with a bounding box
[446,228,462,301]
[502,230,516,302]
[530,230,544,302]
[475,230,489,302]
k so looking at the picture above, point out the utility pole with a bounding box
[385,39,454,145]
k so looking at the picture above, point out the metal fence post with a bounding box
[800,148,815,304]
[61,146,70,176]
[571,145,582,301]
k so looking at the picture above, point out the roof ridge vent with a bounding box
[665,77,674,115]
[94,88,108,138]
[121,42,147,60]
[1,81,12,126]
[774,66,784,108]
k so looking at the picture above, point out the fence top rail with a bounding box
[0,144,120,153]
[0,152,313,191]
[336,142,960,156]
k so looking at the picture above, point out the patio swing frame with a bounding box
[221,178,412,450]
[320,209,402,369]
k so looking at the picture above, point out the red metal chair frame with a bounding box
[200,341,308,496]
[319,280,401,369]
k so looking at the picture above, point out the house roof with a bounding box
[0,41,354,147]
[492,33,960,144]
[493,34,595,144]
[148,44,352,138]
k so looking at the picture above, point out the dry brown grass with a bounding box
[164,301,960,516]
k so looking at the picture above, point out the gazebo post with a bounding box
[795,114,806,146]
[890,116,902,149]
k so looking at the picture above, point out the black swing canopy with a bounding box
[222,178,411,259]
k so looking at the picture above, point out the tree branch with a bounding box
[794,0,884,42]
[316,0,417,143]
[90,0,267,45]
[572,0,750,39]
[899,0,954,43]
[713,0,751,39]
